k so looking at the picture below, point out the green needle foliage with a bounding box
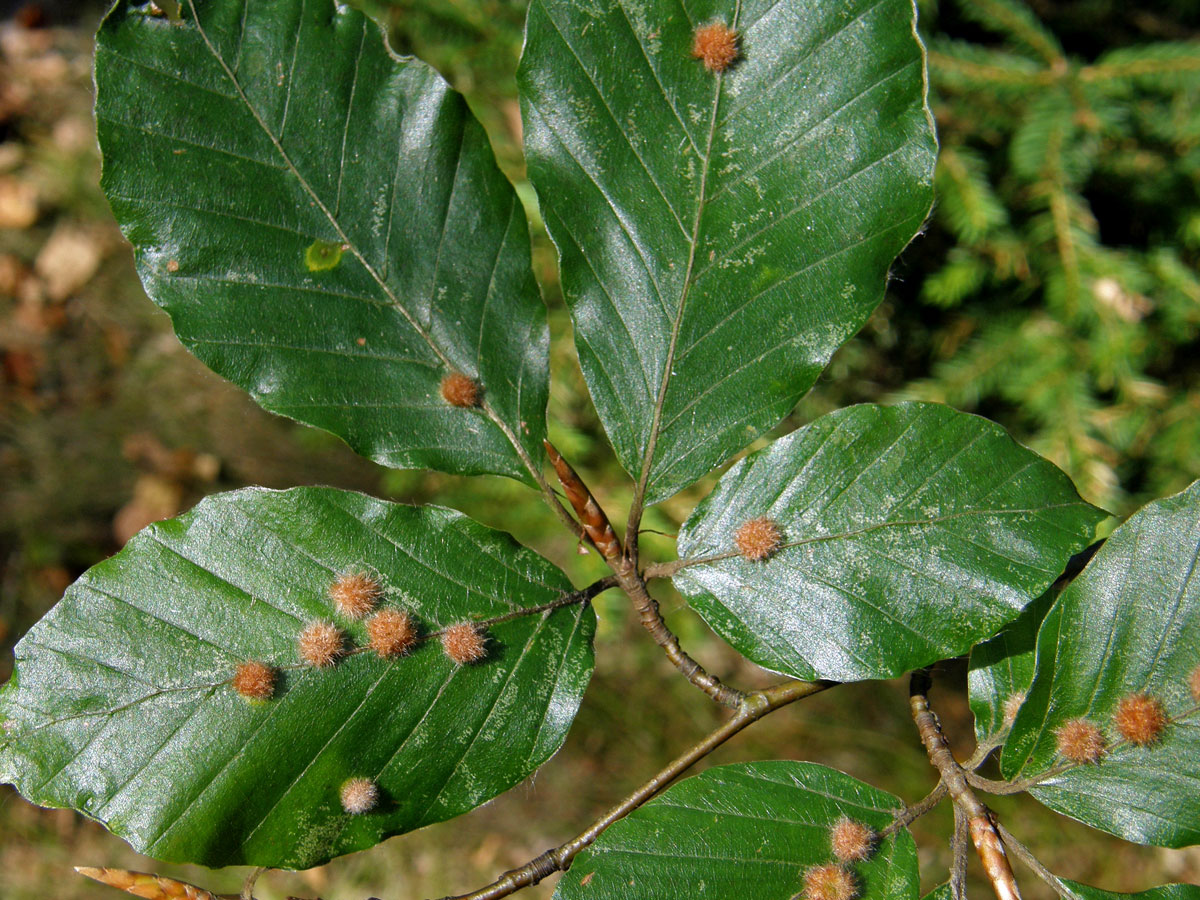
[904,0,1200,515]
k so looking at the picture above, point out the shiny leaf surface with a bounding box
[1001,480,1200,848]
[520,0,937,504]
[0,488,594,868]
[96,0,548,484]
[675,403,1104,681]
[555,761,918,900]
[967,589,1055,742]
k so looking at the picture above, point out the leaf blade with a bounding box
[0,487,595,868]
[555,761,918,900]
[96,0,548,483]
[674,403,1105,681]
[520,0,938,504]
[1000,480,1200,848]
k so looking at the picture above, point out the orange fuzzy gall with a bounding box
[441,623,488,665]
[232,660,276,701]
[1113,692,1168,745]
[340,777,379,814]
[329,571,381,620]
[298,621,344,668]
[1190,665,1200,704]
[802,864,857,900]
[368,609,418,659]
[830,817,876,863]
[1054,717,1106,763]
[692,21,739,73]
[440,372,481,408]
[735,516,783,561]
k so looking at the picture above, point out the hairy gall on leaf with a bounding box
[441,623,488,665]
[298,621,345,669]
[329,572,381,620]
[340,777,379,815]
[1113,693,1168,746]
[692,22,739,72]
[367,609,418,659]
[1054,718,1106,764]
[232,661,276,702]
[802,864,858,900]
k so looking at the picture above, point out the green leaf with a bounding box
[674,403,1105,682]
[95,0,548,485]
[1000,480,1200,849]
[0,488,594,868]
[519,0,937,506]
[555,761,918,900]
[967,588,1055,742]
[922,882,1200,900]
[1058,883,1200,900]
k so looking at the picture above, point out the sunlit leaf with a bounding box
[555,762,918,900]
[520,0,937,504]
[675,403,1104,681]
[96,0,548,484]
[0,488,594,868]
[1001,480,1200,848]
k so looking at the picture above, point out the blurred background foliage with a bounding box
[1,0,1198,898]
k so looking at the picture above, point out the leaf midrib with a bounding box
[631,0,744,514]
[182,0,539,479]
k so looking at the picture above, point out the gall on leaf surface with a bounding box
[519,0,937,506]
[0,488,595,868]
[1000,479,1200,848]
[554,761,917,900]
[674,403,1105,682]
[94,0,549,485]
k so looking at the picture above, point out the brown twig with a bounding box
[884,781,949,836]
[545,441,745,708]
[911,670,1023,900]
[996,822,1080,900]
[428,678,831,900]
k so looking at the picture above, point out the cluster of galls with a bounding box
[1050,665,1200,764]
[227,572,491,812]
[794,817,878,900]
